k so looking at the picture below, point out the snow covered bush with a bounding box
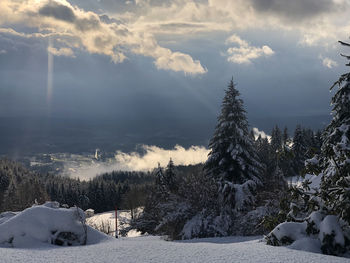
[0,202,110,248]
[266,211,350,255]
[130,161,190,239]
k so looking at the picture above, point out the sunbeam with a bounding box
[47,37,53,114]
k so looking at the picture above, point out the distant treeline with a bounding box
[0,160,154,213]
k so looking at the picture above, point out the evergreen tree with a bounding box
[313,130,323,154]
[282,127,289,149]
[256,135,276,179]
[271,165,286,190]
[257,136,270,166]
[270,125,282,155]
[2,179,20,211]
[155,163,166,193]
[302,128,316,158]
[164,158,177,192]
[319,40,350,224]
[277,126,293,177]
[204,78,263,212]
[266,39,350,256]
[291,125,307,176]
[249,129,256,142]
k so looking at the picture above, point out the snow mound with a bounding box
[265,211,349,256]
[0,202,111,248]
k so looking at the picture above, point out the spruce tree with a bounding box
[155,163,166,193]
[204,78,263,212]
[270,125,283,175]
[319,40,350,224]
[282,127,289,149]
[164,158,177,192]
[313,130,322,154]
[266,40,350,256]
[256,136,270,169]
[302,128,316,158]
[271,125,282,155]
[279,126,294,177]
[291,125,307,176]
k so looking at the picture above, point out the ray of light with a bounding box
[47,37,53,114]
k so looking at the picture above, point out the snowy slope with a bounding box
[0,236,348,263]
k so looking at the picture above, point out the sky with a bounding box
[0,0,350,156]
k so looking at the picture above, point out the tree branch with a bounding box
[339,40,350,47]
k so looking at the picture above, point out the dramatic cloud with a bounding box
[124,1,235,34]
[39,1,76,23]
[47,46,75,57]
[64,145,209,180]
[155,52,207,74]
[225,34,274,64]
[114,0,350,48]
[249,0,343,22]
[320,56,338,68]
[0,0,206,75]
[2,0,349,75]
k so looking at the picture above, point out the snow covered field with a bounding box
[0,235,348,263]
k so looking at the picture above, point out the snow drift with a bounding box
[265,211,350,256]
[0,202,111,248]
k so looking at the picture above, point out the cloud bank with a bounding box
[65,145,209,180]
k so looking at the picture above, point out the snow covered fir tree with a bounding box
[204,78,264,212]
[266,40,350,256]
[199,78,269,236]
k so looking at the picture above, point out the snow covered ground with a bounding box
[0,204,348,262]
[0,235,348,263]
[86,210,141,237]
